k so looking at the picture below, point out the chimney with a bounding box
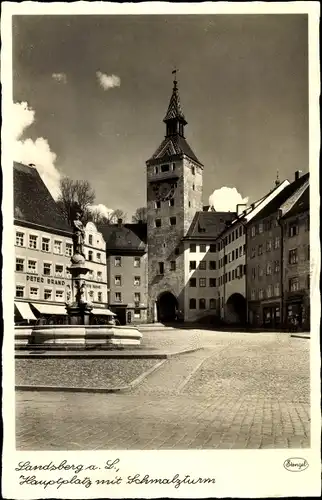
[251,203,255,210]
[236,203,247,216]
[117,218,123,226]
[294,170,302,181]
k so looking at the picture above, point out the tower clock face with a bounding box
[154,182,176,202]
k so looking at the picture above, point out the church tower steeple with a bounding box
[163,74,187,138]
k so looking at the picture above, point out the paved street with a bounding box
[16,329,310,450]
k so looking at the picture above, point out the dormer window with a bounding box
[161,164,170,173]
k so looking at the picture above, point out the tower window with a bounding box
[191,166,195,175]
[155,219,162,228]
[192,184,195,191]
[188,201,191,207]
[170,261,176,271]
[155,201,161,209]
[169,199,175,207]
[161,164,170,173]
[154,166,159,174]
[158,262,164,275]
[170,217,176,226]
[172,163,176,171]
[175,247,180,255]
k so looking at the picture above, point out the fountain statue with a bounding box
[65,203,93,325]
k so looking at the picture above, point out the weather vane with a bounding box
[172,67,178,81]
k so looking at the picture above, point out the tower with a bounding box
[146,73,204,322]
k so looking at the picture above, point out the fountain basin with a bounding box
[15,324,143,349]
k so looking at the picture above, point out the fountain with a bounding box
[16,203,142,349]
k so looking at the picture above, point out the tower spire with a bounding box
[164,68,187,137]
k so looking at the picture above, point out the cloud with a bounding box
[96,71,120,91]
[52,72,67,84]
[209,187,249,212]
[13,101,61,199]
[89,203,114,219]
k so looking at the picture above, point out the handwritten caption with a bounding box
[16,459,216,491]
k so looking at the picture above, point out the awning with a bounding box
[15,302,36,320]
[31,303,67,315]
[92,308,116,316]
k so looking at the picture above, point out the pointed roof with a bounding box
[163,79,187,124]
[280,177,309,218]
[148,134,202,165]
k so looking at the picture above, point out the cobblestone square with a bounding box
[16,330,310,450]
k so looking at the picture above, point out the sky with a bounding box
[13,14,308,219]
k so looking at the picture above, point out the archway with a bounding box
[157,292,178,323]
[226,293,247,324]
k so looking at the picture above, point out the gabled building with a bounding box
[247,171,309,328]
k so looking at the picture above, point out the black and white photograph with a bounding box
[1,2,320,498]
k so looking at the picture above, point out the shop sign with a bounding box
[26,275,65,286]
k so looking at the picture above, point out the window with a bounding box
[28,259,37,273]
[231,250,235,261]
[307,274,310,289]
[66,243,73,256]
[251,289,256,300]
[96,253,101,262]
[238,246,242,258]
[266,262,272,275]
[274,236,280,249]
[306,245,310,260]
[97,271,102,281]
[274,283,280,296]
[259,289,264,299]
[30,287,39,298]
[88,235,93,245]
[289,249,298,265]
[155,219,162,228]
[188,201,191,208]
[134,292,141,304]
[274,261,280,273]
[251,226,256,237]
[55,290,64,302]
[88,250,93,261]
[158,262,164,274]
[134,276,141,286]
[155,201,161,209]
[16,258,24,272]
[199,244,206,253]
[266,240,272,252]
[172,163,176,171]
[265,219,272,231]
[209,298,216,309]
[289,221,299,237]
[239,226,243,237]
[29,234,38,249]
[190,261,196,271]
[115,275,122,286]
[267,285,273,298]
[88,270,94,279]
[170,217,176,226]
[289,277,299,292]
[170,261,176,271]
[115,292,122,302]
[209,261,216,270]
[189,298,196,309]
[243,244,246,254]
[189,278,196,287]
[251,247,256,259]
[55,264,64,277]
[228,234,231,244]
[199,298,206,309]
[199,261,207,270]
[232,270,235,280]
[16,285,24,298]
[199,278,206,287]
[53,240,62,254]
[228,271,231,281]
[43,263,52,276]
[209,278,216,287]
[115,257,122,267]
[258,245,263,256]
[133,309,141,319]
[190,244,196,252]
[161,164,169,172]
[42,237,50,252]
[192,184,195,191]
[169,199,175,207]
[154,166,159,174]
[89,290,94,299]
[97,292,102,303]
[209,244,216,253]
[305,216,310,232]
[232,232,235,242]
[258,222,263,234]
[191,166,195,175]
[175,247,180,255]
[44,289,52,300]
[251,267,256,279]
[16,232,24,246]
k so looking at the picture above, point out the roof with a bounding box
[184,211,236,240]
[251,173,309,222]
[280,178,309,218]
[13,162,71,233]
[163,80,187,123]
[99,222,147,253]
[147,134,202,165]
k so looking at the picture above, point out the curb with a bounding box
[15,359,167,394]
[15,346,202,360]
